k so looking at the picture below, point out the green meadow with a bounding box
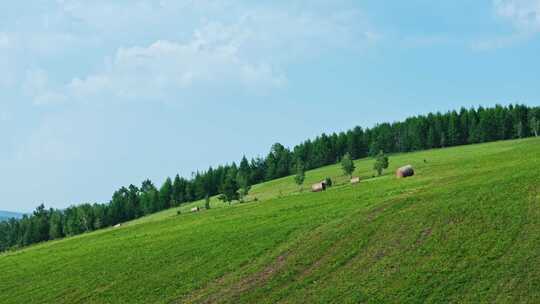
[1,137,540,303]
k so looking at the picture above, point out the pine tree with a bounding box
[159,178,173,211]
[219,171,239,204]
[140,180,158,214]
[92,204,107,230]
[447,111,460,146]
[440,133,447,148]
[64,206,83,236]
[184,182,193,202]
[459,108,469,144]
[32,204,50,243]
[529,108,540,136]
[427,127,436,149]
[172,174,184,206]
[250,158,266,184]
[238,156,251,185]
[0,222,8,252]
[126,184,140,219]
[48,209,64,240]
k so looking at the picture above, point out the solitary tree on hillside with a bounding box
[294,162,306,191]
[204,194,211,210]
[341,153,356,179]
[373,151,389,176]
[236,172,251,203]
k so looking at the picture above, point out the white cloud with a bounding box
[494,0,540,33]
[0,29,99,91]
[29,4,375,104]
[62,33,286,103]
[472,0,540,50]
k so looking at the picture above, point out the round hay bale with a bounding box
[311,182,327,192]
[396,165,414,178]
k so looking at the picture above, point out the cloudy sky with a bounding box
[1,0,539,212]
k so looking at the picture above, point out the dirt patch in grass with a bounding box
[367,204,388,222]
[195,251,290,304]
[235,252,290,293]
[374,250,386,261]
[367,198,402,222]
[415,228,433,246]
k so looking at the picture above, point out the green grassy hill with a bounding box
[1,138,540,303]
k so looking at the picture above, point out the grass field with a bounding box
[1,138,540,303]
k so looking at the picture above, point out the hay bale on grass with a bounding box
[396,165,414,178]
[311,181,327,192]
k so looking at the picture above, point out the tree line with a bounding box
[1,104,539,252]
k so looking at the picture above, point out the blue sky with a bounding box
[1,0,539,212]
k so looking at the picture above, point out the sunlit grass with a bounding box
[1,137,539,303]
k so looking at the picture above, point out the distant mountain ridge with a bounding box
[0,211,24,221]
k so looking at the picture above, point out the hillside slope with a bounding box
[1,138,539,303]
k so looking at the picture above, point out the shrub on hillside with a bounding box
[325,177,333,187]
